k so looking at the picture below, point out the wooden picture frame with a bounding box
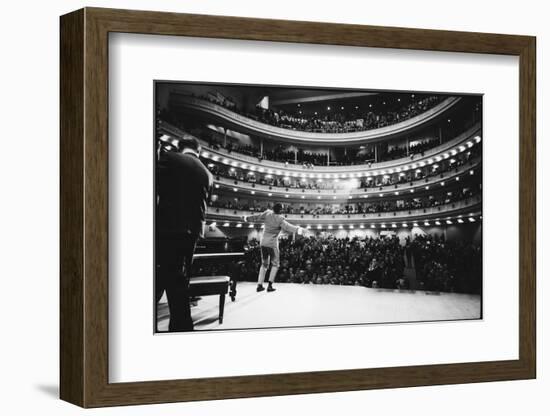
[60,7,536,408]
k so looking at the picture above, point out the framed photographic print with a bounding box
[60,7,536,407]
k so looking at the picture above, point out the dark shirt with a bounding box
[157,150,213,237]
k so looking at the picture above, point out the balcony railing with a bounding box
[207,195,482,224]
[174,95,462,144]
[160,121,481,175]
[212,156,480,200]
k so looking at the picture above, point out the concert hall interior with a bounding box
[155,82,483,332]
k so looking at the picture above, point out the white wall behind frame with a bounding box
[0,1,546,415]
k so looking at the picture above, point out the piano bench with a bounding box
[189,275,230,324]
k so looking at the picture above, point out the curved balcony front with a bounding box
[160,121,481,176]
[173,95,462,145]
[206,195,482,226]
[212,155,480,201]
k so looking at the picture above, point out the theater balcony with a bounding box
[210,154,480,201]
[170,94,462,145]
[160,120,481,177]
[206,194,482,227]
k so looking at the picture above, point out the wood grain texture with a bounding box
[59,8,85,407]
[59,7,537,408]
[518,37,536,376]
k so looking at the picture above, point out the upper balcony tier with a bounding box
[160,121,481,177]
[172,95,462,145]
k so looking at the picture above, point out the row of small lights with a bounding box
[214,169,476,199]
[201,136,481,180]
[209,215,481,229]
[295,94,415,115]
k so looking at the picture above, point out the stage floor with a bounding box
[157,282,481,331]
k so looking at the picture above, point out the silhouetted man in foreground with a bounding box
[156,136,213,331]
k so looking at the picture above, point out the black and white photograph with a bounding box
[154,82,483,333]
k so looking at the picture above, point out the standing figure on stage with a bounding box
[156,136,213,332]
[244,203,303,293]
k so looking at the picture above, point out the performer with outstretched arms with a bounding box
[244,203,303,292]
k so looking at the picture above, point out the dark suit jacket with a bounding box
[157,150,213,237]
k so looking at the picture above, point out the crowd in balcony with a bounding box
[209,136,443,167]
[196,92,443,134]
[192,234,481,294]
[209,186,479,215]
[203,145,479,192]
[263,146,329,166]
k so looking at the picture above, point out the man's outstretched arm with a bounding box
[243,210,269,222]
[281,219,302,235]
